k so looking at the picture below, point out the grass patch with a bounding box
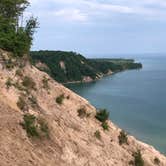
[118,130,128,145]
[133,150,144,166]
[15,69,23,77]
[13,81,26,91]
[42,76,50,90]
[5,77,27,91]
[17,96,27,111]
[102,121,109,131]
[28,96,38,108]
[94,130,101,140]
[21,114,39,137]
[95,109,109,123]
[38,118,49,138]
[5,77,13,89]
[77,108,87,118]
[56,94,64,105]
[21,114,49,138]
[22,76,36,90]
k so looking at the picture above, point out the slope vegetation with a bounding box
[0,49,164,166]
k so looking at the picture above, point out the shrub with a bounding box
[77,108,87,118]
[133,150,144,166]
[28,95,37,108]
[17,96,27,111]
[14,81,26,91]
[21,114,39,137]
[42,76,49,90]
[38,118,49,138]
[102,122,109,131]
[22,76,36,90]
[95,109,109,123]
[15,69,23,77]
[5,77,13,89]
[154,157,160,165]
[56,94,64,105]
[118,130,128,145]
[21,114,49,138]
[94,130,101,140]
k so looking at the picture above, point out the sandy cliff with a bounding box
[0,49,165,166]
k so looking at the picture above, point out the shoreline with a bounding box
[62,72,114,85]
[62,68,142,85]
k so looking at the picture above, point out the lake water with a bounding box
[67,56,166,154]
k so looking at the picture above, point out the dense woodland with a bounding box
[31,51,142,83]
[0,0,38,57]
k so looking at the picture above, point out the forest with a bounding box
[31,51,142,83]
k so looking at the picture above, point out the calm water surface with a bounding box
[67,56,166,154]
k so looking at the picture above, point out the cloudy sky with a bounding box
[28,0,166,56]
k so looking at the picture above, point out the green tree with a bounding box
[0,0,38,56]
[95,109,109,123]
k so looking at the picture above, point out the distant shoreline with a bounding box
[31,50,142,84]
[63,67,142,85]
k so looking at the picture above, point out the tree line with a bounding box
[31,51,142,83]
[0,0,38,56]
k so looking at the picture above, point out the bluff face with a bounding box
[31,51,142,83]
[0,49,165,166]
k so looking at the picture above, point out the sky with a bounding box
[28,0,166,56]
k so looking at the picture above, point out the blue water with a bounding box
[67,56,166,154]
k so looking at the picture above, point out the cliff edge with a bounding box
[0,49,165,166]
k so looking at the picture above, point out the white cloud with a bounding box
[85,2,134,14]
[28,0,166,23]
[54,9,87,22]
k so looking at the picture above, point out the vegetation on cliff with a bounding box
[31,50,142,83]
[0,1,165,165]
[0,0,38,56]
[0,49,165,166]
